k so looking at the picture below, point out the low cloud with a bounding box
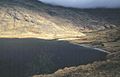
[38,0,120,8]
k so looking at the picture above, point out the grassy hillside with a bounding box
[0,0,120,77]
[0,0,120,39]
[0,0,84,39]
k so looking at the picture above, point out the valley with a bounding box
[0,0,120,77]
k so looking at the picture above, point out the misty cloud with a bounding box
[38,0,120,8]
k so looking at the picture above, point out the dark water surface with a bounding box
[0,38,108,77]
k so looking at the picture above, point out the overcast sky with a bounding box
[38,0,120,8]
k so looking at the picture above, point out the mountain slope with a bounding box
[0,0,84,39]
[0,0,120,39]
[0,0,120,77]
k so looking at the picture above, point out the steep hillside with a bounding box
[0,0,120,39]
[0,0,120,77]
[0,0,83,39]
